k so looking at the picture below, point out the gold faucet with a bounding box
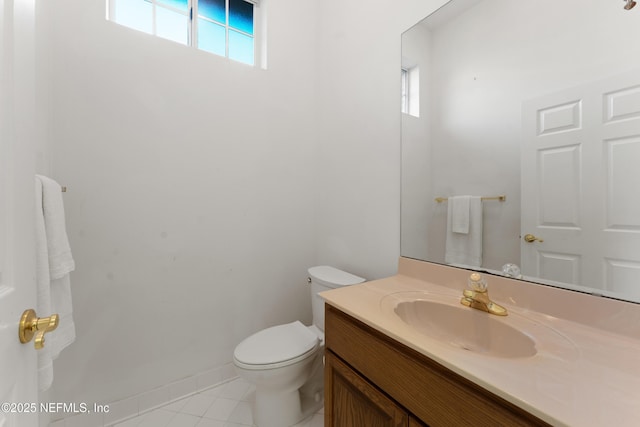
[460,273,508,316]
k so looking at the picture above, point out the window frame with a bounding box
[106,0,263,67]
[401,68,409,115]
[401,65,419,117]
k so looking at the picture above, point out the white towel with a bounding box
[35,175,76,392]
[35,178,53,391]
[445,196,483,267]
[451,196,471,234]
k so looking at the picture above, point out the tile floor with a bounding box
[112,378,324,427]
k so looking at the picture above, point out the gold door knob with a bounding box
[523,234,544,243]
[19,309,59,350]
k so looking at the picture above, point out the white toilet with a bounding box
[233,266,365,427]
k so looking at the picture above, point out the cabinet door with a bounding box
[325,350,409,427]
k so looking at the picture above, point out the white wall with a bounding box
[43,0,321,407]
[401,24,433,261]
[37,0,451,416]
[314,0,448,279]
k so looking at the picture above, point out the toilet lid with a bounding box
[234,321,319,366]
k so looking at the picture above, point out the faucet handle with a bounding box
[501,263,522,279]
[468,272,487,292]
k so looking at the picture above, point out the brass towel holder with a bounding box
[435,195,506,203]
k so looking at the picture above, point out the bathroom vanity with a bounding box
[324,305,547,426]
[321,258,640,427]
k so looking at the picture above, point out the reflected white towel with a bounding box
[445,196,483,267]
[35,175,76,392]
[451,196,471,234]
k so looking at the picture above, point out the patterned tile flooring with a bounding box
[112,378,323,427]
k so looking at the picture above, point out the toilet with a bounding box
[233,266,365,427]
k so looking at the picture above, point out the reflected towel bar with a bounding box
[435,195,506,203]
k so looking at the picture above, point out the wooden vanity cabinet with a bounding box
[325,351,409,427]
[324,304,550,427]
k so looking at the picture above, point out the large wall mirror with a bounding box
[401,0,640,303]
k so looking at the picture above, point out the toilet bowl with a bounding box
[233,266,365,427]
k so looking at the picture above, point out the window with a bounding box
[107,0,261,66]
[401,65,419,117]
[401,68,409,114]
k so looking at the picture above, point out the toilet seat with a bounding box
[234,321,319,370]
[307,324,324,345]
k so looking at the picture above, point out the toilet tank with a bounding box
[308,266,365,332]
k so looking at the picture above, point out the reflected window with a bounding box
[108,0,260,66]
[401,68,409,114]
[401,65,420,117]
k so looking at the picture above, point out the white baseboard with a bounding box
[49,363,237,427]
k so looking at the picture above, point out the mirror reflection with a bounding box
[401,0,640,303]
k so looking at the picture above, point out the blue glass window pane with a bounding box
[199,0,225,24]
[228,29,254,65]
[158,0,188,12]
[114,0,153,34]
[156,6,189,45]
[229,0,253,35]
[198,18,226,56]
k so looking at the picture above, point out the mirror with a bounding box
[401,0,640,303]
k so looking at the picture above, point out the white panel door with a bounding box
[0,0,40,425]
[522,70,640,299]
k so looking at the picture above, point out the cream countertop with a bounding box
[320,257,640,427]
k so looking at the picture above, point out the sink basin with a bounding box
[394,300,537,358]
